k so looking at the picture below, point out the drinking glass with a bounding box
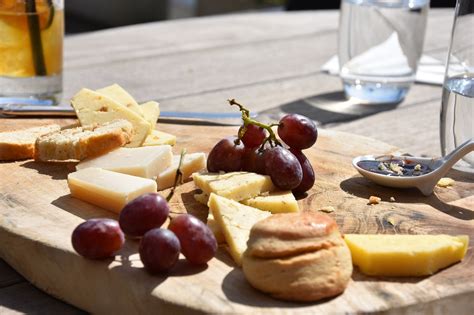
[0,0,63,105]
[440,0,473,173]
[338,0,429,103]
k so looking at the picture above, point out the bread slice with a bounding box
[0,124,61,161]
[34,119,133,161]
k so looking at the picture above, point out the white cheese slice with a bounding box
[71,88,151,147]
[76,146,172,179]
[96,84,143,117]
[192,171,274,201]
[68,167,157,213]
[208,193,271,266]
[142,129,176,146]
[156,152,206,190]
[140,101,160,128]
[242,191,299,213]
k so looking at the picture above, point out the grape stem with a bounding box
[227,99,281,149]
[166,149,186,202]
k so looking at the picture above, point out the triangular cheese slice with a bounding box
[140,101,160,128]
[208,193,271,266]
[96,84,143,117]
[242,191,299,213]
[193,171,274,201]
[142,130,176,146]
[71,88,151,147]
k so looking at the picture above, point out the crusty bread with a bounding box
[242,211,352,302]
[34,119,133,161]
[0,124,61,161]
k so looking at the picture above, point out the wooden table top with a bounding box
[0,8,459,314]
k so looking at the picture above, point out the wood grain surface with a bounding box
[0,119,473,314]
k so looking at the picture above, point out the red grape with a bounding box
[71,219,124,259]
[278,114,318,150]
[264,146,302,190]
[241,147,266,174]
[169,214,217,265]
[241,124,266,148]
[139,228,180,274]
[119,193,169,237]
[289,148,315,195]
[207,136,244,172]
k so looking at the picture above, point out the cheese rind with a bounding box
[157,152,206,190]
[71,88,151,147]
[96,84,143,117]
[193,172,275,202]
[142,130,177,146]
[140,101,160,128]
[208,193,271,266]
[68,168,157,213]
[242,191,299,213]
[344,234,469,276]
[76,146,172,179]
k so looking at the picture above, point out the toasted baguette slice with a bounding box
[0,124,61,161]
[34,119,133,161]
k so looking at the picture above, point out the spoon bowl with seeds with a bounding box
[352,139,474,196]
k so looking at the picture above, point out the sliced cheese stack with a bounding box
[68,168,157,213]
[344,234,469,276]
[76,146,173,178]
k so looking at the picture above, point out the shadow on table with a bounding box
[340,174,474,222]
[261,91,401,125]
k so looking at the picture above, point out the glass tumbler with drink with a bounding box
[338,0,429,103]
[440,0,473,173]
[0,0,63,105]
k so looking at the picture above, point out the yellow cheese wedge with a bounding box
[156,152,206,190]
[96,84,143,117]
[68,168,157,213]
[344,234,469,276]
[208,193,271,266]
[193,171,275,202]
[76,146,172,179]
[140,101,160,128]
[142,130,177,146]
[241,191,299,213]
[71,88,151,147]
[206,212,226,244]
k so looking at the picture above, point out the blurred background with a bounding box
[66,0,456,34]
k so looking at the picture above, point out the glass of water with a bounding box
[0,0,63,106]
[338,0,429,103]
[440,0,473,173]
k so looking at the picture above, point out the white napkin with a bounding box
[322,54,446,86]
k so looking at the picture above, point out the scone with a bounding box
[242,211,352,302]
[34,119,133,161]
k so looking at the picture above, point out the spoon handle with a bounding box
[441,139,474,172]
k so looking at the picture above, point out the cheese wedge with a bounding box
[76,146,172,179]
[241,191,299,213]
[140,101,160,128]
[156,152,206,190]
[208,193,271,266]
[344,234,469,276]
[193,172,275,202]
[96,84,143,117]
[142,130,177,146]
[207,212,226,244]
[68,168,157,213]
[71,88,151,147]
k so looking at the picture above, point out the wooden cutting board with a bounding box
[0,119,473,314]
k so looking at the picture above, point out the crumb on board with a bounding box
[389,196,396,202]
[319,206,335,213]
[437,177,455,188]
[387,217,396,226]
[368,196,381,205]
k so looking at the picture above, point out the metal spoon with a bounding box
[352,139,474,196]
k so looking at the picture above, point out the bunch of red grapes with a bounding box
[207,99,317,195]
[72,193,217,273]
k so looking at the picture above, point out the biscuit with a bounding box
[242,211,352,302]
